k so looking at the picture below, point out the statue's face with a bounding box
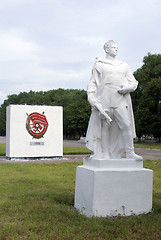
[106,43,118,57]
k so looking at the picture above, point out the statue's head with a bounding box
[103,40,118,56]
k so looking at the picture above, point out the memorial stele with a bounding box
[6,105,63,159]
[74,40,153,217]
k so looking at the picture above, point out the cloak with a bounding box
[85,58,138,158]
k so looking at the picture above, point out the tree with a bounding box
[134,78,161,142]
[131,53,161,141]
[63,98,90,139]
[132,53,161,110]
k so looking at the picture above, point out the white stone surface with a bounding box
[74,41,153,217]
[85,40,142,160]
[74,160,153,217]
[83,157,143,169]
[6,104,63,158]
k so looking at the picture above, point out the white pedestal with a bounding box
[74,158,153,217]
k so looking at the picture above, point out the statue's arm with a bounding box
[87,65,100,107]
[118,63,138,94]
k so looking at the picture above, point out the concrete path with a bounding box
[0,136,6,143]
[64,140,161,160]
[0,138,160,164]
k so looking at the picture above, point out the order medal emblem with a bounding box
[26,112,49,139]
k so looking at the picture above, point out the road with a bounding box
[64,140,161,161]
[0,137,160,163]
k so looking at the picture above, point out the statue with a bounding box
[85,40,142,160]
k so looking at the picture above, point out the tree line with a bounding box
[0,53,161,141]
[0,88,91,139]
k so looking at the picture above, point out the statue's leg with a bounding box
[114,106,142,160]
[101,120,110,159]
[122,129,142,160]
[93,138,102,158]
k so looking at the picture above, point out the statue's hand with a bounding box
[99,108,109,118]
[118,86,129,94]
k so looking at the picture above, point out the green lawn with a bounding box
[63,146,91,154]
[0,160,161,239]
[0,144,91,156]
[0,143,6,156]
[134,142,161,149]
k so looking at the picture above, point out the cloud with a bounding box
[0,0,37,7]
[0,30,39,62]
[0,29,90,104]
[0,0,161,105]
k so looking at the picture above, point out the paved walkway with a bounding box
[0,136,6,143]
[0,138,160,164]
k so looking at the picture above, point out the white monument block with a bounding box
[74,158,153,217]
[6,104,63,158]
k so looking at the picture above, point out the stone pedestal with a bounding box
[74,158,153,217]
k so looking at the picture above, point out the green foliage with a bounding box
[0,161,161,239]
[131,53,161,140]
[134,78,161,138]
[134,53,161,88]
[0,89,91,138]
[64,97,90,138]
[132,53,161,109]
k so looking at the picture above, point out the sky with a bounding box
[0,0,161,104]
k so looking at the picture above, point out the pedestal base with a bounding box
[74,158,153,217]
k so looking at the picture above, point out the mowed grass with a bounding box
[0,143,6,156]
[63,146,91,154]
[134,142,161,149]
[0,144,91,156]
[0,160,161,239]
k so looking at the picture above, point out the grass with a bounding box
[0,143,6,156]
[0,160,161,239]
[63,146,91,155]
[134,142,161,149]
[0,144,91,156]
[0,143,160,156]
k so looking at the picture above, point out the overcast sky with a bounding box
[0,0,161,104]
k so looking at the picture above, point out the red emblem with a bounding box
[26,112,49,139]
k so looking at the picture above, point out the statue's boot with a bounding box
[126,150,143,161]
[122,132,143,161]
[102,150,110,159]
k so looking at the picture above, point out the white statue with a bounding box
[85,40,142,160]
